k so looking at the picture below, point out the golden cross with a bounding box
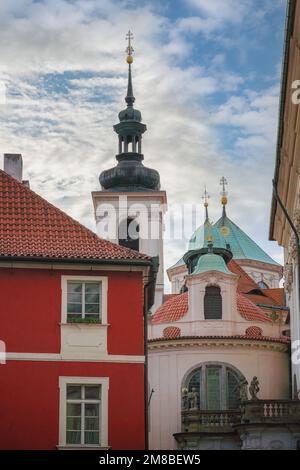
[220,176,228,195]
[126,30,134,56]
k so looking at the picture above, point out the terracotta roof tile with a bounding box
[0,170,150,262]
[228,260,259,293]
[236,293,272,323]
[151,292,188,324]
[151,291,271,324]
[264,288,285,306]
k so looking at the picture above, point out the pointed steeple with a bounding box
[202,186,210,223]
[125,30,135,107]
[99,31,160,192]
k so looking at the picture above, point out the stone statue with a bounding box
[239,378,249,402]
[249,376,260,401]
[181,388,188,411]
[188,387,199,410]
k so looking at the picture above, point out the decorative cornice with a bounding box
[148,336,289,353]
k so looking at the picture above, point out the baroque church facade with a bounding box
[95,34,300,450]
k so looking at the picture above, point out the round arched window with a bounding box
[183,363,244,411]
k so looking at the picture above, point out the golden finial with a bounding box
[206,221,213,242]
[220,176,228,206]
[202,186,210,208]
[126,30,134,64]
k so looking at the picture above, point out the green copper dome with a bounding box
[192,253,232,276]
[118,107,142,122]
[188,222,223,251]
[214,215,279,266]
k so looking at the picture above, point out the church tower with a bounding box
[92,31,167,311]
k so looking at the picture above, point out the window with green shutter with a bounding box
[204,286,222,319]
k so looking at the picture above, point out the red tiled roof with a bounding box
[236,293,271,323]
[0,170,151,262]
[245,293,280,307]
[264,288,285,306]
[151,292,188,324]
[163,293,178,303]
[151,291,271,324]
[228,260,285,308]
[163,326,181,339]
[228,260,258,293]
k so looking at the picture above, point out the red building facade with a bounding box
[0,168,154,449]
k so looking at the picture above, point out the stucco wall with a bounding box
[148,344,290,450]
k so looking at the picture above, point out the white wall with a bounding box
[148,345,290,450]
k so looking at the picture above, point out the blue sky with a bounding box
[0,0,287,284]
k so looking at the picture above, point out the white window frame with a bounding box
[61,276,108,324]
[59,376,109,449]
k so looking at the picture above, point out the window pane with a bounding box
[85,403,99,417]
[85,283,100,294]
[206,367,221,410]
[227,370,240,409]
[67,293,82,303]
[85,417,99,431]
[188,369,201,392]
[68,283,83,294]
[67,385,81,400]
[84,386,101,400]
[204,286,222,319]
[84,431,99,445]
[67,431,81,444]
[85,304,99,314]
[67,303,82,314]
[67,417,81,431]
[67,403,81,417]
[85,293,100,304]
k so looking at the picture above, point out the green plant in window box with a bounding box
[67,315,101,324]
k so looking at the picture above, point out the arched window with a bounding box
[258,281,269,289]
[183,363,243,411]
[204,286,222,319]
[118,218,139,251]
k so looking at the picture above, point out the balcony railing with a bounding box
[182,400,300,433]
[241,400,300,424]
[182,409,241,433]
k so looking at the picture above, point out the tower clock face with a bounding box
[220,226,230,237]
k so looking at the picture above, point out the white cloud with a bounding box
[0,0,284,292]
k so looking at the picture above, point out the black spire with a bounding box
[125,63,135,107]
[202,186,210,223]
[99,31,160,192]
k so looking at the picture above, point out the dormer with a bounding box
[186,251,238,323]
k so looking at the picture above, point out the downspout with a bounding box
[143,256,159,450]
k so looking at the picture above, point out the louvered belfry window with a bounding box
[204,286,222,319]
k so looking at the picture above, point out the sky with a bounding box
[0,0,287,288]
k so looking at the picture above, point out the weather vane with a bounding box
[126,30,134,63]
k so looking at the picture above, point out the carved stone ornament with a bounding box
[249,376,260,401]
[283,262,293,294]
